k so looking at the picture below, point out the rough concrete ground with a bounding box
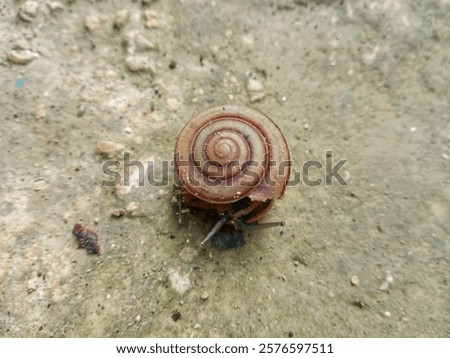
[0,0,449,337]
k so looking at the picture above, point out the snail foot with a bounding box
[210,226,246,250]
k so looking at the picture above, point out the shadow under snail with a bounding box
[174,105,291,248]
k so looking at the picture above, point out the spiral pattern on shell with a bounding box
[175,105,290,205]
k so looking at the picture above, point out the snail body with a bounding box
[174,105,291,246]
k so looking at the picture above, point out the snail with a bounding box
[174,104,291,248]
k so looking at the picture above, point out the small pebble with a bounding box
[111,208,127,217]
[46,1,64,12]
[351,299,367,308]
[379,272,394,291]
[113,9,129,29]
[124,126,132,134]
[27,277,38,294]
[122,31,138,47]
[135,315,141,322]
[167,98,182,111]
[126,56,155,74]
[249,92,266,103]
[144,10,160,28]
[13,39,30,51]
[62,212,71,223]
[32,103,47,120]
[7,50,39,65]
[95,141,125,158]
[241,34,254,45]
[134,35,159,52]
[247,78,264,92]
[18,1,39,22]
[384,311,391,317]
[126,202,142,217]
[200,291,209,301]
[85,14,108,32]
[442,153,449,160]
[350,275,360,286]
[77,104,87,117]
[410,126,416,132]
[123,32,158,54]
[34,179,48,191]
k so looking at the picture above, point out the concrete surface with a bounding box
[0,0,449,337]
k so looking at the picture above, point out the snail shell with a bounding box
[174,105,290,223]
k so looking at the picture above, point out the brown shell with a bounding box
[174,104,290,222]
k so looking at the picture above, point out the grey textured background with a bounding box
[0,0,449,337]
